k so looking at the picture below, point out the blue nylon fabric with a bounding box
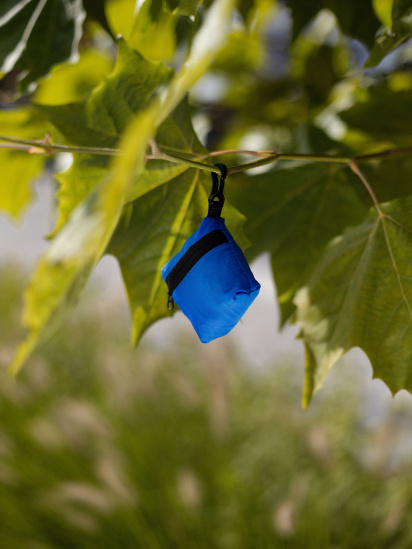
[162,217,260,343]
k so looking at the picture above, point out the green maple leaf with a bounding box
[0,109,50,218]
[11,0,238,372]
[230,164,367,323]
[37,39,173,233]
[296,192,412,406]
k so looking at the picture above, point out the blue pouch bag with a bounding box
[161,164,260,343]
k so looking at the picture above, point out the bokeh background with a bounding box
[2,1,412,546]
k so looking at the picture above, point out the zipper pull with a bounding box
[167,292,174,311]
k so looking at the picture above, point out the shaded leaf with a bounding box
[0,0,86,92]
[340,85,412,145]
[229,164,367,323]
[365,32,407,69]
[172,0,203,16]
[287,0,381,47]
[298,44,348,105]
[366,0,412,68]
[361,157,412,204]
[83,0,115,38]
[109,172,206,340]
[392,0,412,34]
[295,193,412,403]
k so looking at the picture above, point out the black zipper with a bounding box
[166,229,228,309]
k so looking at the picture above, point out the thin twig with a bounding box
[356,147,412,163]
[207,149,274,158]
[0,134,122,156]
[227,152,351,175]
[150,146,219,174]
[0,143,31,151]
[1,132,412,174]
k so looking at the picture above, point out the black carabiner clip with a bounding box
[208,163,228,218]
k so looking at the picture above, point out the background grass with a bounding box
[1,265,412,548]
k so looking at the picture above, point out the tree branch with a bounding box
[1,133,412,175]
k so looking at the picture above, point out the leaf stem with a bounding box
[349,160,382,215]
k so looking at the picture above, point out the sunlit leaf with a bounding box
[129,0,178,62]
[0,108,50,218]
[10,105,157,376]
[105,0,135,38]
[12,0,237,372]
[41,0,236,233]
[34,49,114,106]
[373,0,392,27]
[37,39,173,232]
[296,193,412,404]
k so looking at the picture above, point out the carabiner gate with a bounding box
[208,163,228,218]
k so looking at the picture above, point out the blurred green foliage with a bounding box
[1,265,412,548]
[3,1,412,409]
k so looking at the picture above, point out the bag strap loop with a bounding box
[208,163,228,218]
